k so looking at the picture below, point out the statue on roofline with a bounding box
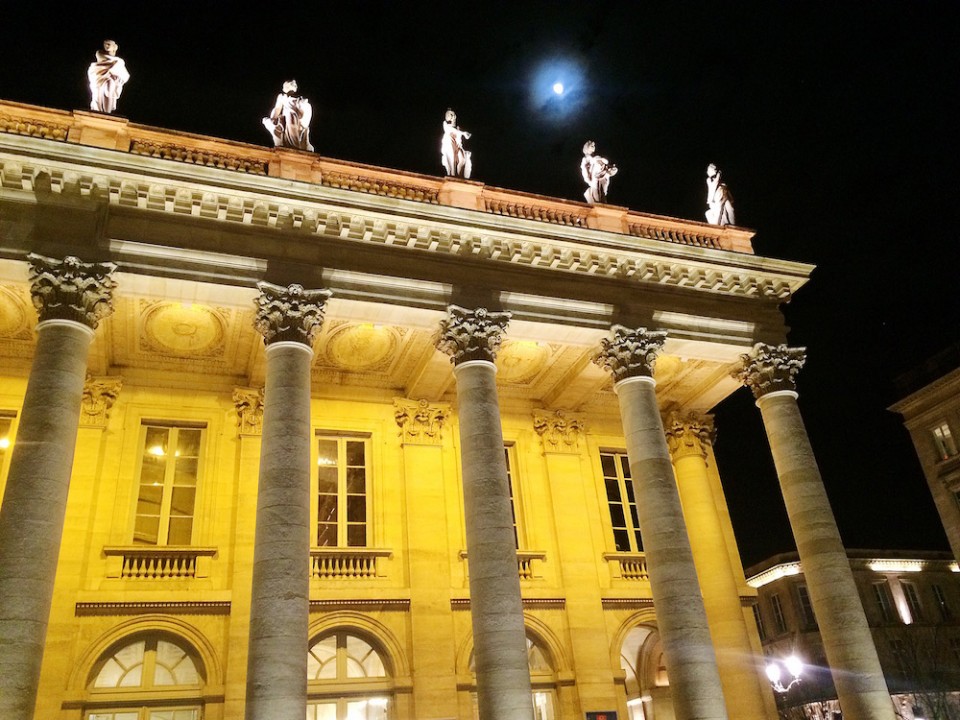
[87,40,130,114]
[262,80,314,152]
[705,163,735,226]
[440,109,472,179]
[581,140,618,204]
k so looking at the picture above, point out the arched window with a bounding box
[468,634,559,720]
[620,626,669,720]
[86,635,204,720]
[307,630,393,719]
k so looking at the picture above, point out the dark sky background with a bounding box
[3,2,959,568]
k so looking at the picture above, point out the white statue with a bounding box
[581,141,618,204]
[440,109,472,179]
[262,80,314,152]
[87,40,130,114]
[705,163,735,226]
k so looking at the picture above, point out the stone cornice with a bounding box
[0,129,813,303]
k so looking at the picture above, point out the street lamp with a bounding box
[766,654,803,693]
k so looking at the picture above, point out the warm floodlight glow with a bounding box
[148,445,165,457]
[784,655,803,679]
[368,697,389,708]
[767,654,803,693]
[868,559,924,573]
[0,436,9,450]
[552,82,564,95]
[765,663,781,684]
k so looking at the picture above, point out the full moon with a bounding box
[552,82,564,95]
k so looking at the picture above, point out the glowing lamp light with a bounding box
[552,82,564,95]
[148,445,165,457]
[368,698,389,708]
[766,654,803,693]
[765,663,781,685]
[0,436,9,450]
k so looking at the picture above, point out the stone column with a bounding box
[738,344,894,720]
[437,306,534,720]
[594,326,728,720]
[245,283,330,720]
[0,255,116,720]
[665,412,776,720]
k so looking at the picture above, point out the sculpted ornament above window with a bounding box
[28,254,117,329]
[533,409,585,453]
[594,325,667,382]
[254,282,331,346]
[664,412,714,461]
[436,305,511,365]
[80,375,123,428]
[394,398,449,445]
[737,343,807,399]
[233,387,265,435]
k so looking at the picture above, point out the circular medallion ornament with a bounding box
[0,286,28,338]
[142,302,224,356]
[326,323,396,371]
[495,340,549,383]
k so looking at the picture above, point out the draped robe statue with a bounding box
[581,141,618,204]
[87,40,130,114]
[262,80,314,152]
[440,109,472,178]
[705,163,736,226]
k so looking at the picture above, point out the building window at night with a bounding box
[770,593,788,635]
[315,434,371,547]
[933,584,952,620]
[796,585,817,629]
[933,422,959,461]
[873,582,896,623]
[902,581,923,622]
[889,638,908,675]
[600,451,642,552]
[0,413,14,483]
[134,424,204,546]
[307,630,392,719]
[505,444,523,549]
[752,604,766,640]
[86,634,203,719]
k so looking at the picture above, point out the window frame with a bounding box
[901,580,924,622]
[933,421,959,461]
[306,629,394,718]
[503,442,525,550]
[313,432,373,548]
[752,603,766,640]
[873,582,896,623]
[0,411,16,493]
[599,449,643,553]
[770,593,788,635]
[796,584,817,629]
[933,583,952,620]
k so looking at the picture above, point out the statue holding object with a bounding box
[440,109,472,179]
[262,80,314,152]
[87,40,130,114]
[705,163,735,226]
[581,141,618,204]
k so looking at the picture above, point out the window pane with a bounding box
[347,524,367,547]
[604,478,621,502]
[613,529,630,552]
[176,428,202,457]
[89,713,139,720]
[346,635,385,678]
[317,523,337,547]
[306,703,337,720]
[144,427,170,457]
[173,457,198,486]
[317,495,338,524]
[609,504,626,527]
[136,483,163,511]
[600,453,616,477]
[317,439,338,467]
[167,517,193,545]
[619,455,631,479]
[169,487,196,517]
[347,466,366,493]
[348,698,388,719]
[156,639,199,685]
[133,515,160,545]
[140,457,166,486]
[346,440,365,467]
[347,496,366,522]
[317,467,337,494]
[0,417,12,458]
[308,635,337,680]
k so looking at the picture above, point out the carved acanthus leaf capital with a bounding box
[737,343,806,399]
[664,411,714,461]
[533,409,585,453]
[594,325,667,382]
[28,254,118,329]
[435,305,511,365]
[394,398,450,445]
[233,387,265,435]
[254,282,331,346]
[80,375,122,427]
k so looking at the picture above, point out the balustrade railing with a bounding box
[604,551,649,581]
[103,546,217,579]
[310,547,392,579]
[460,549,547,581]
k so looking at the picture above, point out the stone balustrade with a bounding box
[103,546,217,579]
[603,551,650,581]
[310,547,392,579]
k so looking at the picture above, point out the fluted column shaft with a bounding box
[667,414,775,720]
[245,283,329,720]
[438,307,533,720]
[741,344,894,720]
[0,255,115,720]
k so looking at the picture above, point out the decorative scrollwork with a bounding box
[394,398,449,444]
[254,282,331,346]
[233,387,265,435]
[737,343,806,399]
[28,254,117,329]
[664,412,714,460]
[533,409,585,453]
[435,305,511,365]
[80,375,122,427]
[594,325,667,382]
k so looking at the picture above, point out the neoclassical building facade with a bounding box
[0,101,891,720]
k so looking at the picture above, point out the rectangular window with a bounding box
[889,638,908,674]
[316,434,370,547]
[933,584,952,620]
[797,584,817,629]
[134,424,203,545]
[600,451,642,552]
[504,445,521,549]
[933,422,959,460]
[873,582,895,623]
[0,414,13,481]
[752,603,766,640]
[902,581,923,622]
[770,593,788,634]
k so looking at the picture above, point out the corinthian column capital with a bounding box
[436,305,511,365]
[664,411,714,461]
[254,282,331,346]
[737,343,807,399]
[593,325,667,382]
[28,254,117,329]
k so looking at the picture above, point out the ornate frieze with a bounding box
[664,411,714,461]
[533,409,585,453]
[233,387,265,436]
[435,305,511,365]
[394,398,449,445]
[593,325,667,382]
[80,375,122,428]
[27,254,117,329]
[737,343,806,399]
[253,282,331,346]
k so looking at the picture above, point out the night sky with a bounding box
[3,3,959,568]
